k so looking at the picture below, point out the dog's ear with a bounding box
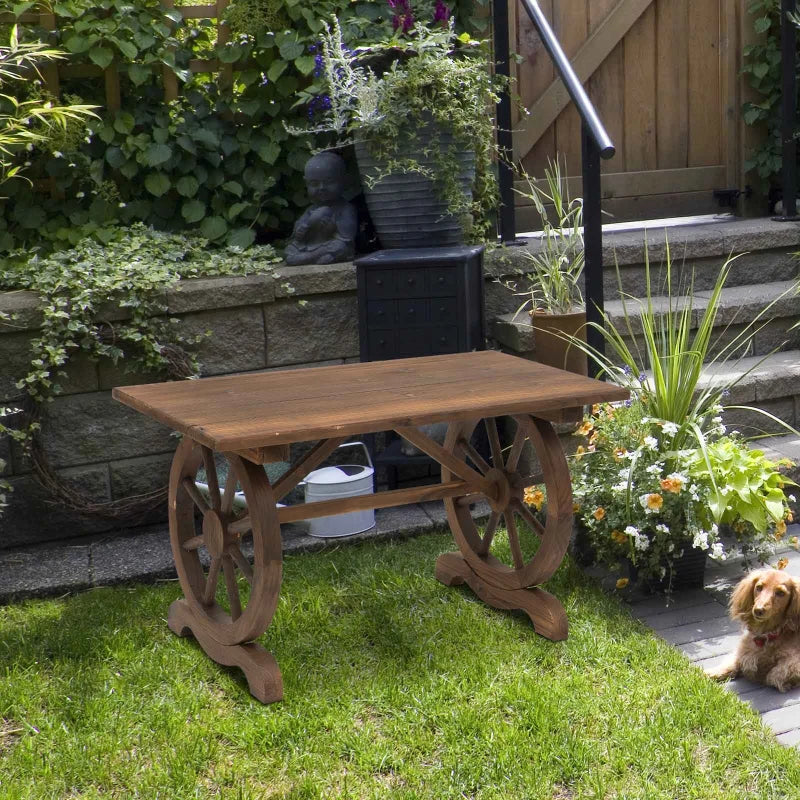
[730,571,760,622]
[786,576,800,631]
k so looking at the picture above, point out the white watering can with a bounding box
[301,442,375,538]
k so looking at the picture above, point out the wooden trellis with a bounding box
[3,0,233,110]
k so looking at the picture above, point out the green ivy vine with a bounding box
[0,223,286,518]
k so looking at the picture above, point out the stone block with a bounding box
[484,244,532,279]
[0,332,99,401]
[491,312,536,353]
[96,357,166,391]
[751,353,800,401]
[724,397,796,437]
[90,527,175,586]
[0,465,115,548]
[0,290,43,331]
[166,275,275,313]
[273,263,356,297]
[179,306,267,376]
[109,452,174,500]
[265,294,358,367]
[722,218,800,253]
[484,279,521,320]
[0,543,91,601]
[34,391,176,470]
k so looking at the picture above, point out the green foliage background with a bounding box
[0,0,489,252]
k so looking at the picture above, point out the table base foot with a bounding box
[168,599,283,704]
[435,552,568,641]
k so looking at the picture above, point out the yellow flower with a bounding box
[611,530,627,544]
[591,404,601,416]
[573,502,581,513]
[777,557,789,571]
[613,448,627,462]
[790,536,799,550]
[645,493,663,511]
[660,477,683,494]
[577,420,594,437]
[574,445,586,461]
[616,578,629,590]
[593,507,606,521]
[524,488,545,511]
[787,510,794,523]
[775,519,787,540]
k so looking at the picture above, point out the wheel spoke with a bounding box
[182,476,210,514]
[222,555,242,621]
[228,515,253,535]
[484,417,503,469]
[478,510,501,555]
[505,423,527,472]
[221,469,238,515]
[229,543,253,584]
[181,534,204,551]
[203,556,222,606]
[505,512,525,570]
[201,447,221,510]
[512,497,545,537]
[459,437,491,475]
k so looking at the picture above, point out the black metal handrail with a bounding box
[493,0,615,372]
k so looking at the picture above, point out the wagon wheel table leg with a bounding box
[166,437,283,703]
[435,414,573,640]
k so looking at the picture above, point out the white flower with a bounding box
[711,542,725,559]
[75,191,85,198]
[661,422,679,436]
[634,532,650,551]
[646,464,662,476]
[611,481,628,493]
[624,525,638,536]
[643,436,658,451]
[656,523,669,534]
[53,151,63,158]
[692,530,710,551]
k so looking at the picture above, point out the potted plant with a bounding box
[556,242,797,592]
[287,10,502,247]
[502,158,587,374]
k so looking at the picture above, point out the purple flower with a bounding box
[433,0,452,25]
[313,52,324,77]
[387,0,414,33]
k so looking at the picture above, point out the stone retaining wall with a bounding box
[2,218,798,548]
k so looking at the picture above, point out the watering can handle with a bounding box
[334,441,373,469]
[297,441,373,486]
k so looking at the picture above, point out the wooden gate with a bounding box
[510,0,748,228]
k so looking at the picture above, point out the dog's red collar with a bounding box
[751,628,782,648]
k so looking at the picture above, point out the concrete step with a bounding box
[484,217,800,317]
[603,279,800,359]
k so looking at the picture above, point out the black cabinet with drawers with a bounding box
[355,245,486,488]
[355,245,486,362]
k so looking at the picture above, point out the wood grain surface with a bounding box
[113,351,628,451]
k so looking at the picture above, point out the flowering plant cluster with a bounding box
[569,399,796,589]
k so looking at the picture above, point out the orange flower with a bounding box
[524,488,545,511]
[611,530,627,544]
[577,420,594,437]
[615,578,629,590]
[573,502,581,513]
[790,536,799,550]
[574,445,586,461]
[645,493,663,511]
[787,510,794,523]
[591,404,601,416]
[777,557,789,571]
[660,477,683,494]
[775,519,787,540]
[613,448,627,462]
[593,507,606,521]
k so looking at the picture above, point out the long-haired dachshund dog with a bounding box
[706,568,800,692]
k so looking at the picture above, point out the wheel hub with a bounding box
[483,467,512,513]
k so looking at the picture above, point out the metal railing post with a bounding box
[776,0,800,220]
[493,0,517,243]
[582,122,605,377]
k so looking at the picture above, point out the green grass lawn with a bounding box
[1,528,798,799]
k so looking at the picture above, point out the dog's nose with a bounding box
[753,606,766,618]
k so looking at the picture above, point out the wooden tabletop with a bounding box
[113,350,629,452]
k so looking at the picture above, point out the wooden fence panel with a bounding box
[511,0,744,227]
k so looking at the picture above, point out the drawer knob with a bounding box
[407,308,415,315]
[440,336,447,343]
[379,339,386,346]
[378,310,384,316]
[376,279,383,286]
[438,276,445,283]
[407,278,415,285]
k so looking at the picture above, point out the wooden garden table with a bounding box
[113,350,627,703]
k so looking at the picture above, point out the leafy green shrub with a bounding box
[0,0,489,252]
